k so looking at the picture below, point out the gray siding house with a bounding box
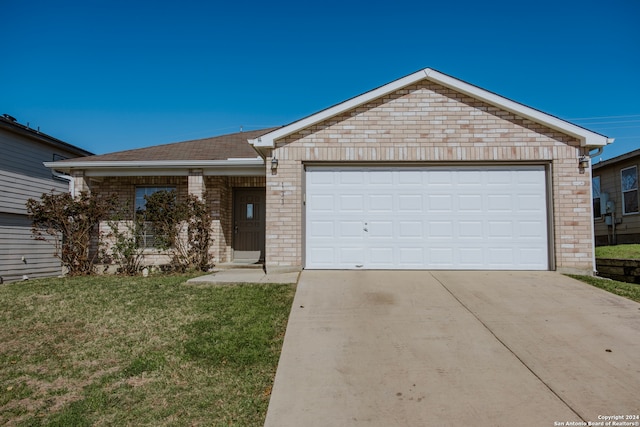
[0,114,92,282]
[592,148,640,246]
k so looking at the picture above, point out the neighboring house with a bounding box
[592,149,640,246]
[0,114,93,283]
[47,68,612,275]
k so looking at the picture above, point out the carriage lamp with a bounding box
[578,155,590,169]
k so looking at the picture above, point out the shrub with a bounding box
[141,190,213,272]
[27,191,118,276]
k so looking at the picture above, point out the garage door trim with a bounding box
[304,163,553,271]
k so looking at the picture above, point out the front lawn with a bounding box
[0,275,296,426]
[595,244,640,260]
[568,274,640,303]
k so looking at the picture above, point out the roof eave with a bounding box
[424,69,612,148]
[44,159,266,177]
[249,67,611,149]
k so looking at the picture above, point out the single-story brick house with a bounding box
[47,68,612,274]
[592,148,640,246]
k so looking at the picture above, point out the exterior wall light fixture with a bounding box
[578,155,590,169]
[271,157,278,172]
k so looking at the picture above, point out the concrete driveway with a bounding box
[264,271,640,427]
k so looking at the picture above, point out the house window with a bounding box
[592,176,602,218]
[621,166,639,215]
[135,186,175,248]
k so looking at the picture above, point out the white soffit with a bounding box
[43,158,266,177]
[249,68,612,149]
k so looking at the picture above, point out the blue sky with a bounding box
[2,0,639,162]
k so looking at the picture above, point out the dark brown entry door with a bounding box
[233,188,266,261]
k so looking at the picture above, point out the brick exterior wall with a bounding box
[88,175,265,267]
[265,81,593,274]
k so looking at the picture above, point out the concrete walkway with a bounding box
[265,271,640,426]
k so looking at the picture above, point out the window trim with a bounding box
[134,186,176,248]
[621,166,639,215]
[592,175,602,220]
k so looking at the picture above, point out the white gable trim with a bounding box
[248,68,612,150]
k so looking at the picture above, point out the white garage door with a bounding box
[305,166,549,270]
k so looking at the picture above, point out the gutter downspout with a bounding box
[51,170,75,197]
[589,147,604,159]
[588,139,614,274]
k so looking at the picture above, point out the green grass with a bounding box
[595,244,640,260]
[568,274,640,303]
[0,274,296,426]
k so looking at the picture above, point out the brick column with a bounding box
[71,170,90,195]
[188,169,205,199]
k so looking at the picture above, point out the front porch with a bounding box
[75,172,266,267]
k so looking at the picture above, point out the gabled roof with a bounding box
[249,68,613,154]
[46,127,279,176]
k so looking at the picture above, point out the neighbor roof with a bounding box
[593,148,640,170]
[1,114,93,157]
[249,68,613,153]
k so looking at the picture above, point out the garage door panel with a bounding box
[339,195,364,212]
[428,221,453,238]
[519,248,548,267]
[427,194,453,212]
[428,170,454,185]
[399,221,422,237]
[368,221,393,238]
[458,170,482,184]
[369,194,393,212]
[428,248,454,266]
[339,171,365,185]
[487,170,513,185]
[397,195,422,212]
[308,247,335,266]
[309,220,334,238]
[458,247,484,266]
[398,247,425,265]
[458,194,482,212]
[309,194,335,211]
[487,194,512,212]
[339,221,364,237]
[398,171,423,185]
[306,166,549,270]
[487,248,515,267]
[369,247,394,264]
[339,247,365,265]
[519,221,546,238]
[518,194,545,211]
[488,221,514,238]
[458,221,483,238]
[369,171,393,185]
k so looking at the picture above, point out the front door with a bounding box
[233,188,266,262]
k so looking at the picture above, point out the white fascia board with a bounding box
[44,159,264,169]
[43,159,266,177]
[81,165,265,177]
[248,67,611,149]
[423,69,611,148]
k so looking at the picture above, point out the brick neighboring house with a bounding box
[48,68,612,275]
[592,149,640,246]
